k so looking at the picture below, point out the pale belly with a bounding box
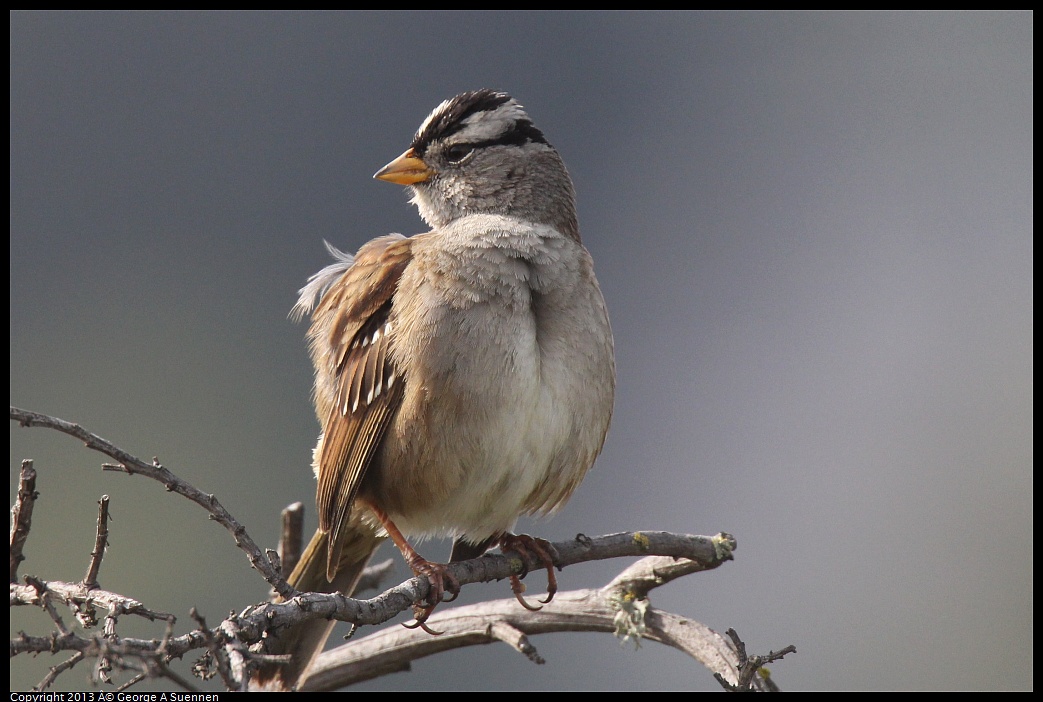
[363,301,607,543]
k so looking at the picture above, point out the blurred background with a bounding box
[10,11,1032,691]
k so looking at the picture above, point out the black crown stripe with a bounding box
[411,90,547,156]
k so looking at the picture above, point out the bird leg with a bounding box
[366,504,460,633]
[498,533,558,611]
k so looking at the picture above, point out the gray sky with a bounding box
[10,11,1032,691]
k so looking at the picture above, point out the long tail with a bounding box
[251,520,384,690]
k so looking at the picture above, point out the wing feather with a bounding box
[303,234,413,581]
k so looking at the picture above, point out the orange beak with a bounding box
[373,148,433,185]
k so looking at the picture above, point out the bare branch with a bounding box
[114,673,148,693]
[12,579,176,626]
[23,575,71,636]
[9,406,292,598]
[83,495,110,589]
[152,659,201,693]
[35,651,86,692]
[10,459,37,583]
[714,628,797,692]
[11,532,736,664]
[190,607,236,690]
[488,621,545,664]
[235,531,738,650]
[299,549,754,691]
[10,407,792,690]
[279,502,305,578]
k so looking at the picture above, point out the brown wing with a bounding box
[306,235,412,581]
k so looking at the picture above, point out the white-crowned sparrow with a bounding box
[260,90,614,688]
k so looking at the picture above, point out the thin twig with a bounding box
[83,495,110,589]
[23,575,71,636]
[12,579,176,624]
[488,621,544,664]
[9,406,292,598]
[153,660,200,692]
[115,673,148,692]
[713,628,797,692]
[34,651,85,692]
[191,607,237,689]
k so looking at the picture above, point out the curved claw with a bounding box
[510,574,543,611]
[421,566,461,606]
[499,533,558,608]
[403,604,445,634]
[401,560,460,635]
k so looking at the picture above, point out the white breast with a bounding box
[368,216,614,542]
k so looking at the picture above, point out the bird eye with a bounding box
[445,143,474,162]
